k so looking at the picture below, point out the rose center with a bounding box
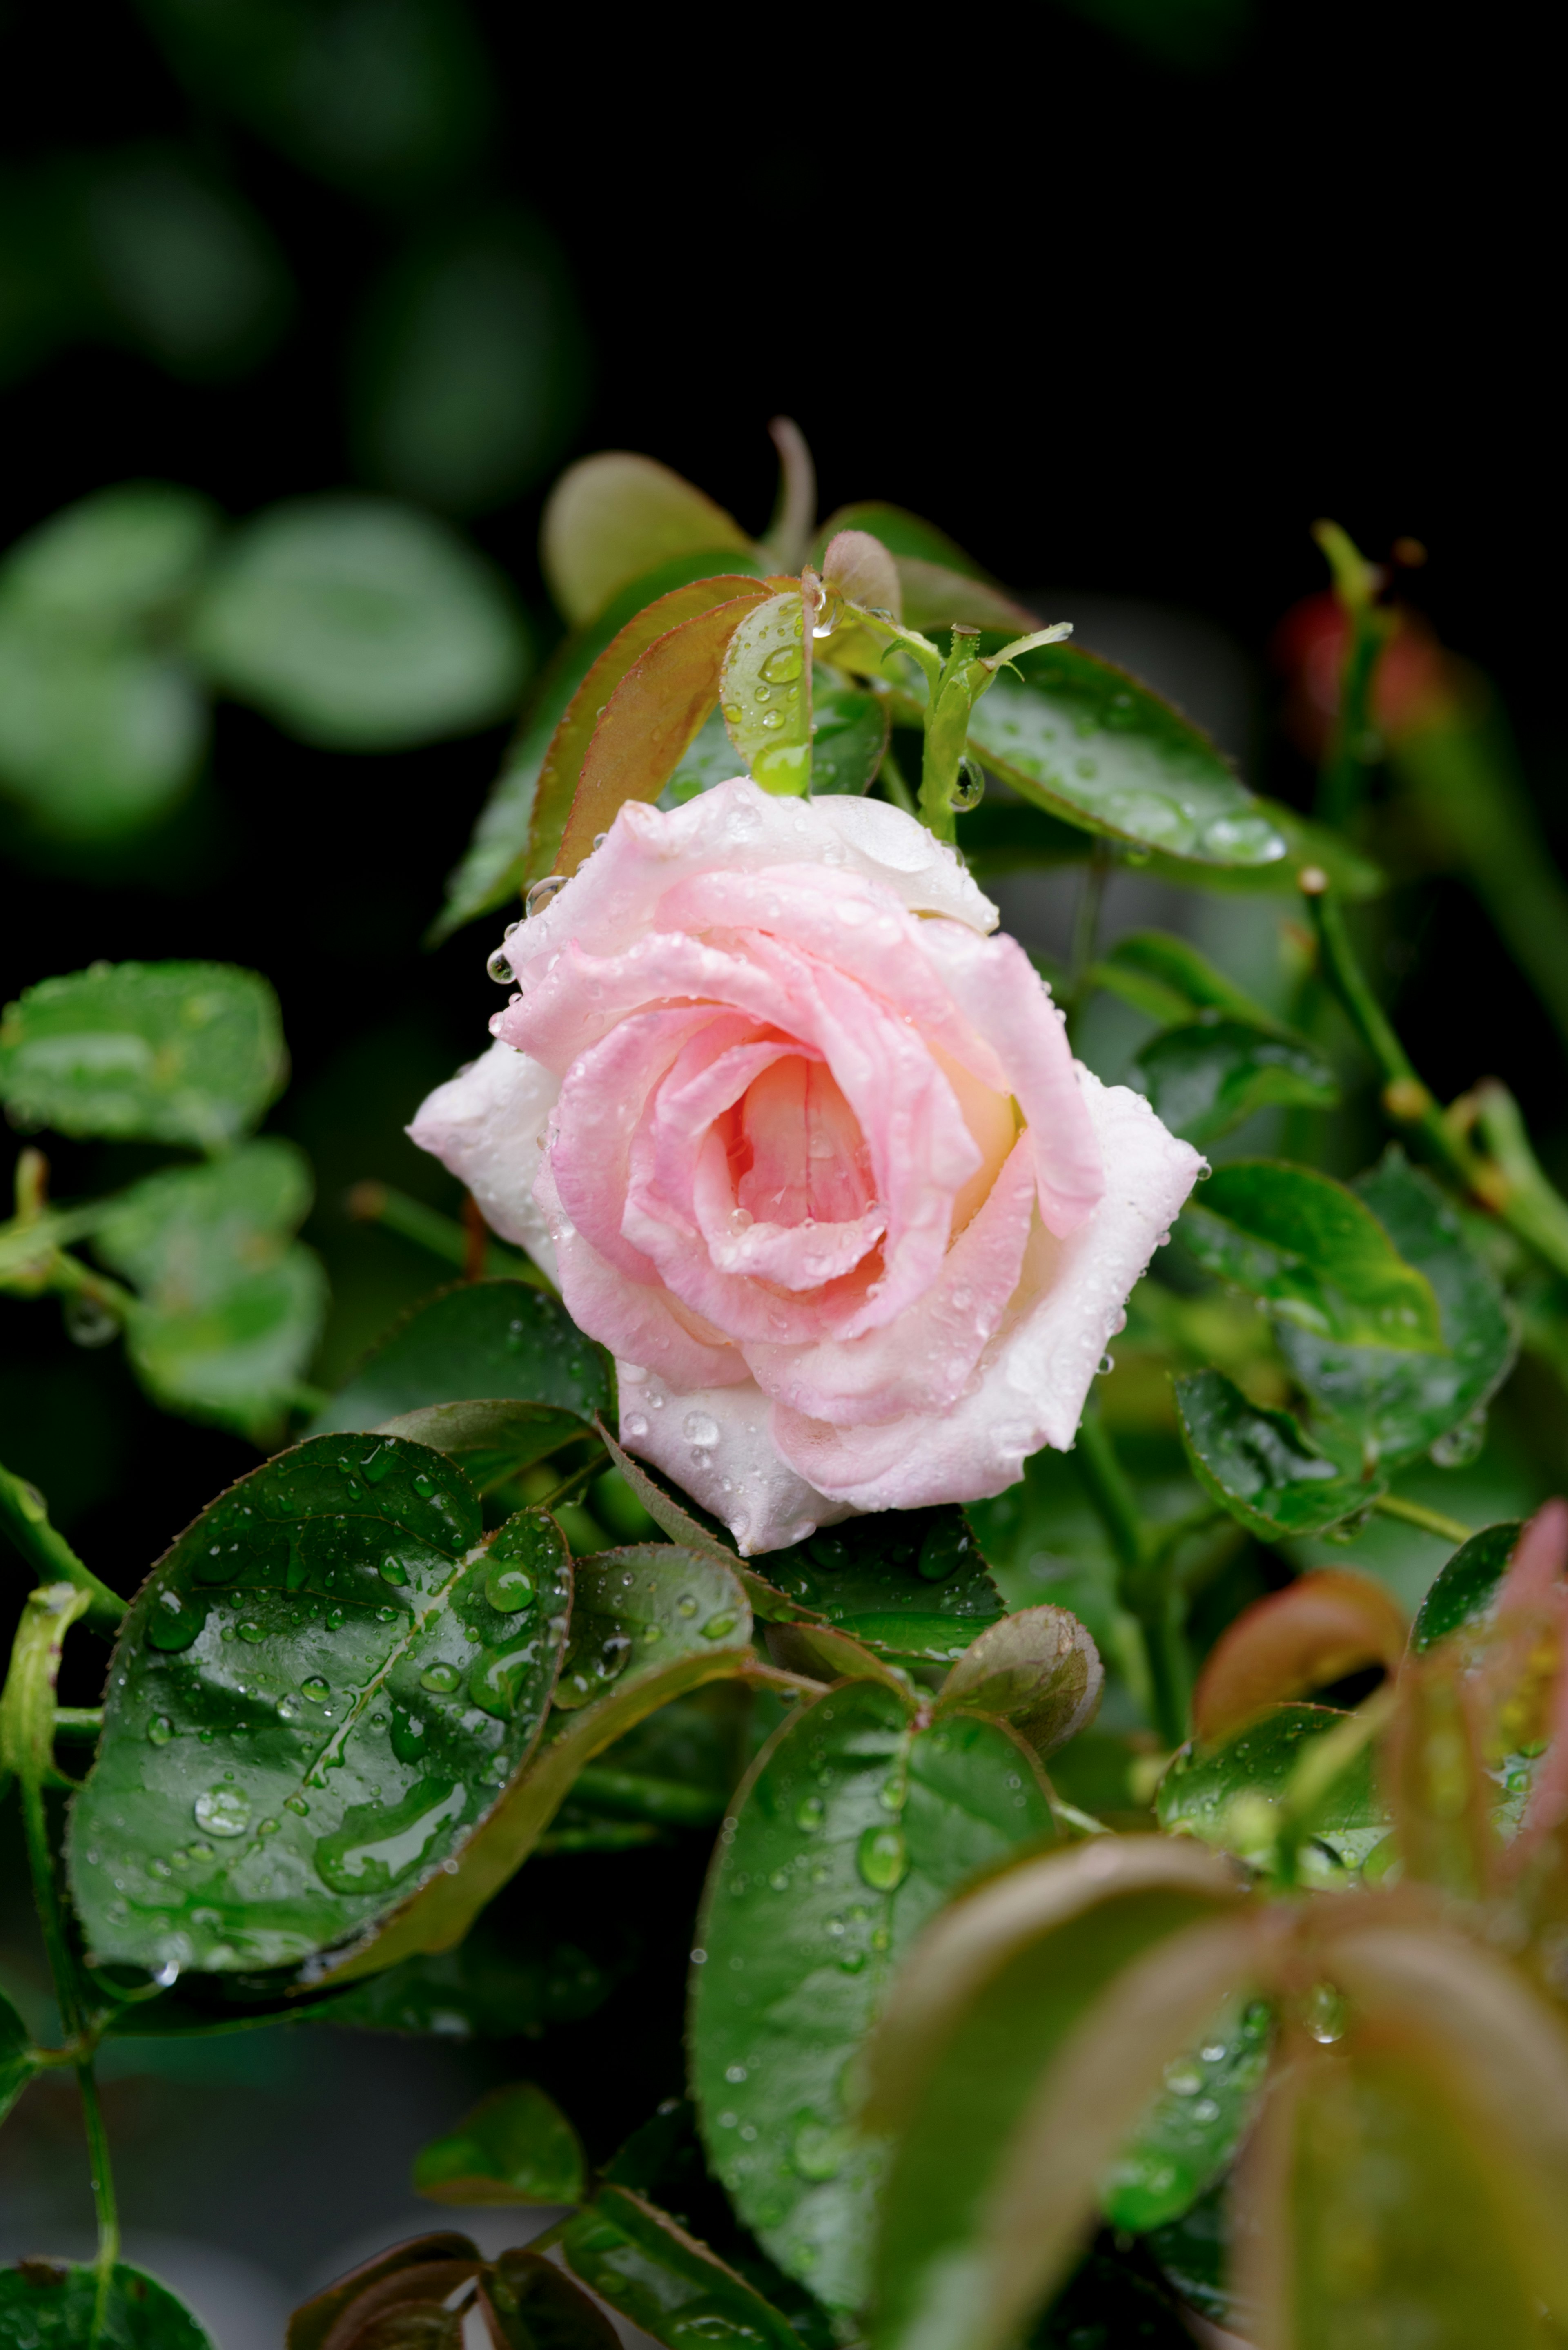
[726,1056,874,1229]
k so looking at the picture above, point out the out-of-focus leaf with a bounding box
[0,961,284,1150]
[1383,1651,1494,1899]
[1191,1572,1406,1742]
[811,503,1038,629]
[559,2186,805,2349]
[286,2236,483,2350]
[189,496,528,751]
[414,2079,586,2206]
[692,1679,1056,2313]
[720,589,811,794]
[931,1604,1103,1758]
[1411,1522,1521,1652]
[0,482,220,629]
[543,452,757,628]
[66,1440,569,1972]
[756,1509,1006,1663]
[1089,928,1287,1030]
[316,1545,755,1981]
[1179,1160,1444,1350]
[80,145,292,379]
[1100,1990,1272,2231]
[311,1280,610,1436]
[1143,797,1386,900]
[1174,1369,1380,1540]
[1145,2182,1237,2329]
[965,640,1288,871]
[809,675,889,795]
[0,2258,217,2348]
[820,528,901,616]
[1276,1150,1518,1469]
[811,503,991,580]
[0,622,206,837]
[953,799,1093,874]
[479,2248,620,2350]
[864,1839,1250,2350]
[352,208,586,518]
[0,1989,36,2129]
[1132,1019,1338,1144]
[316,1901,635,2040]
[93,1140,325,1439]
[373,1402,584,1494]
[1158,1702,1387,1872]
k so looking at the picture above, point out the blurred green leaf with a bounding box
[1410,1521,1521,1653]
[1091,929,1288,1030]
[953,798,1097,875]
[285,2236,483,2350]
[1174,1369,1380,1539]
[543,451,757,628]
[1132,1020,1338,1145]
[414,2079,586,2205]
[1,482,220,629]
[0,2259,216,2348]
[352,207,588,517]
[0,625,206,838]
[692,1678,1056,2313]
[480,2247,621,2350]
[809,675,889,795]
[94,1140,325,1439]
[1180,1160,1445,1350]
[811,503,992,579]
[1142,798,1385,901]
[559,2185,806,2349]
[80,145,292,379]
[1275,1151,1517,1470]
[311,1278,610,1434]
[67,1442,569,1973]
[189,496,529,750]
[1158,1701,1387,1870]
[1100,1990,1271,2231]
[0,961,284,1149]
[1058,0,1252,73]
[314,1902,635,2039]
[1144,2182,1236,2329]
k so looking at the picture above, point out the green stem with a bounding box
[347,1182,552,1291]
[535,1448,610,1515]
[1373,1493,1474,1545]
[53,1707,105,1741]
[79,2062,120,2332]
[0,1462,125,1632]
[1073,1411,1189,1747]
[876,739,916,815]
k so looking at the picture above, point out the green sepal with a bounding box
[0,1580,90,1789]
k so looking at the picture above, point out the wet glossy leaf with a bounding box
[0,621,205,836]
[932,1604,1103,1759]
[965,641,1288,871]
[592,1425,817,1628]
[1144,2181,1238,2330]
[751,1509,1006,1664]
[320,1544,755,1980]
[1158,1703,1387,1872]
[287,2237,483,2350]
[1191,1571,1406,1741]
[559,2185,805,2349]
[1411,1521,1521,1652]
[659,702,743,807]
[1100,1990,1272,2231]
[93,1140,325,1440]
[542,452,758,628]
[1090,929,1287,1029]
[189,497,528,751]
[1179,1160,1444,1350]
[0,961,285,1149]
[67,1437,569,1972]
[811,504,1035,632]
[720,590,812,795]
[1174,1369,1380,1539]
[313,1280,610,1440]
[808,675,889,795]
[0,1990,34,2127]
[864,1839,1249,2350]
[1131,1020,1338,1145]
[414,2079,586,2205]
[691,1679,1056,2313]
[372,1402,586,1494]
[0,482,220,630]
[479,2248,621,2350]
[1276,1151,1517,1468]
[0,2260,216,2348]
[1383,1651,1494,1899]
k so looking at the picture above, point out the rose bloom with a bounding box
[412,778,1202,1554]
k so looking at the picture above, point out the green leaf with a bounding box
[964,640,1288,870]
[94,1139,325,1439]
[188,496,529,751]
[316,1543,756,1980]
[1100,1991,1272,2232]
[413,2079,586,2205]
[1179,1159,1444,1350]
[1132,1019,1338,1145]
[1090,928,1287,1029]
[0,2261,216,2349]
[1158,1702,1388,1871]
[0,623,206,838]
[0,961,285,1149]
[66,1438,570,1972]
[285,2236,483,2350]
[311,1279,610,1440]
[1275,1151,1518,1469]
[0,1989,35,2128]
[1411,1521,1522,1653]
[0,482,220,629]
[748,1509,1006,1664]
[1174,1368,1381,1540]
[811,504,1035,632]
[370,1401,588,1494]
[719,590,811,794]
[659,701,746,807]
[1144,2182,1237,2330]
[559,2185,806,2348]
[480,2248,621,2350]
[311,1900,635,2039]
[811,504,993,580]
[691,1679,1056,2313]
[931,1604,1103,1759]
[543,452,759,628]
[951,800,1091,875]
[590,1425,816,1626]
[809,676,889,796]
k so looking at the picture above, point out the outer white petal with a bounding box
[768,1068,1205,1511]
[617,1364,855,1556]
[406,1040,561,1283]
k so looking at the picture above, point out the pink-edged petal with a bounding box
[616,1363,854,1555]
[767,1069,1203,1509]
[534,1150,744,1392]
[497,931,800,1074]
[407,1040,561,1281]
[917,919,1104,1236]
[741,1130,1038,1427]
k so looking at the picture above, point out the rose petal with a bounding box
[535,1150,743,1392]
[406,1040,561,1282]
[616,1363,853,1554]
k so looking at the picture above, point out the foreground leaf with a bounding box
[1179,1160,1444,1350]
[287,2236,483,2350]
[691,1679,1056,2312]
[414,2080,587,2206]
[1174,1369,1380,1540]
[0,961,285,1149]
[1133,1019,1338,1146]
[0,2260,216,2349]
[1158,1703,1388,1873]
[67,1438,568,1972]
[312,1280,610,1440]
[1191,1571,1406,1741]
[721,589,812,794]
[542,452,757,627]
[559,2185,805,2349]
[1100,1990,1272,2232]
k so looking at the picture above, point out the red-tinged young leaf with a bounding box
[821,529,901,618]
[344,2300,463,2350]
[287,2239,481,2350]
[478,2249,621,2350]
[531,575,772,883]
[1384,1651,1496,1900]
[541,453,756,627]
[558,2185,806,2349]
[931,1604,1103,1760]
[1192,1572,1407,1744]
[413,2080,586,2207]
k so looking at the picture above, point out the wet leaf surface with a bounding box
[754,1509,1005,1663]
[0,2260,216,2349]
[1180,1160,1444,1351]
[1132,1019,1338,1146]
[1089,930,1288,1030]
[808,675,888,795]
[480,2247,622,2349]
[1411,1521,1522,1652]
[690,1679,1054,2312]
[720,590,811,795]
[559,2185,806,2349]
[313,1281,610,1437]
[931,1604,1103,1758]
[67,1436,569,1972]
[1158,1702,1387,1872]
[1100,1991,1272,2232]
[1174,1368,1380,1538]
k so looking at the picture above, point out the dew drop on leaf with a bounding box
[194,1788,251,1838]
[420,1662,462,1694]
[856,1824,908,1891]
[302,1677,330,1703]
[147,1716,174,1746]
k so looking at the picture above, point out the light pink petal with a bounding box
[617,1364,853,1555]
[741,1131,1038,1427]
[534,1151,744,1392]
[496,931,799,1074]
[407,1041,561,1282]
[686,1051,886,1287]
[768,1069,1203,1509]
[917,919,1104,1236]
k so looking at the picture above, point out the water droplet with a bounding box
[683,1411,720,1448]
[760,645,803,685]
[878,1778,908,1812]
[362,1444,392,1485]
[238,1620,266,1644]
[795,1793,825,1831]
[379,1556,409,1587]
[487,947,514,984]
[1098,1353,1115,1376]
[1304,1982,1347,2044]
[302,1677,330,1703]
[313,1779,467,1895]
[327,1608,345,1630]
[624,1412,649,1438]
[1164,2063,1203,2097]
[526,874,568,917]
[857,1824,908,1892]
[677,1594,699,1618]
[420,1662,461,1694]
[285,1795,310,1815]
[146,1591,205,1652]
[792,2118,847,2180]
[412,1473,435,1499]
[390,1706,430,1764]
[1193,2098,1220,2123]
[703,1612,739,1641]
[486,1558,535,1614]
[194,1787,251,1838]
[147,1716,174,1746]
[257,1818,279,1837]
[951,755,985,812]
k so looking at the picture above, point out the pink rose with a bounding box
[411,778,1202,1553]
